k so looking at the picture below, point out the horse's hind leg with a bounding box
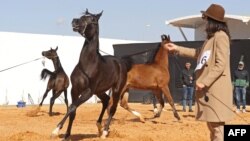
[96,93,110,136]
[39,89,50,106]
[161,86,181,120]
[49,90,62,116]
[101,86,123,138]
[64,89,69,112]
[152,90,164,118]
[120,91,145,122]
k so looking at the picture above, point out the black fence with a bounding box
[113,39,250,104]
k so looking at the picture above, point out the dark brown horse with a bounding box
[51,10,129,140]
[120,35,181,122]
[40,46,69,116]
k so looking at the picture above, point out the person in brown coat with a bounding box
[164,4,235,141]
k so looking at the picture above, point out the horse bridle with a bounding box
[81,15,98,34]
[45,54,58,59]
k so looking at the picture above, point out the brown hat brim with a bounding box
[201,11,226,23]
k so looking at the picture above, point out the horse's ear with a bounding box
[161,34,167,41]
[96,10,103,20]
[167,35,171,41]
[55,46,58,51]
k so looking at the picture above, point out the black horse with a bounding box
[40,46,69,116]
[51,10,129,140]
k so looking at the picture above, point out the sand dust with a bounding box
[26,106,41,117]
[0,103,249,141]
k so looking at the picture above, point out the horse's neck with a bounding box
[154,47,169,68]
[80,34,100,63]
[52,57,62,71]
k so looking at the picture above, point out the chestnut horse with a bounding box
[120,35,181,122]
[51,10,129,140]
[40,46,69,116]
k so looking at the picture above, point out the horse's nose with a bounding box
[42,52,45,56]
[72,19,78,25]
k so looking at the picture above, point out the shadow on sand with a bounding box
[59,133,98,141]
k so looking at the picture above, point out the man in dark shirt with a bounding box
[233,61,249,113]
[180,62,195,112]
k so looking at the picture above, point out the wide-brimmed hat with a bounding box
[201,4,226,22]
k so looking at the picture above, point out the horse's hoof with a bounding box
[101,135,106,139]
[61,137,70,141]
[50,134,58,139]
[174,113,181,120]
[177,119,183,123]
[139,117,146,123]
[96,122,103,136]
[153,108,158,114]
[51,127,60,138]
[154,113,160,118]
[100,130,108,139]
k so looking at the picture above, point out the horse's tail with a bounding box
[41,69,54,80]
[121,56,134,72]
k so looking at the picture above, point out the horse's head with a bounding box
[72,9,103,38]
[161,34,171,45]
[42,46,58,59]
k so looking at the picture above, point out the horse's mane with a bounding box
[148,43,161,63]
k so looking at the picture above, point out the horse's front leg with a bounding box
[161,86,181,121]
[51,88,92,139]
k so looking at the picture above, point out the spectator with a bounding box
[180,62,195,112]
[233,61,249,113]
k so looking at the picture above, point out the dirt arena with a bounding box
[0,103,249,141]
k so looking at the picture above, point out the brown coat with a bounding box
[177,31,235,122]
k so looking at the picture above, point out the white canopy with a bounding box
[166,15,250,40]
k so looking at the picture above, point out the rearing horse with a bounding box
[51,10,129,140]
[120,35,181,122]
[40,46,69,116]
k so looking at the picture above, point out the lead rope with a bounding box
[0,57,43,73]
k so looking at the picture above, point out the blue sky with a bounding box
[0,0,249,41]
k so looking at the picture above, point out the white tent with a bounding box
[166,15,250,41]
[0,32,139,105]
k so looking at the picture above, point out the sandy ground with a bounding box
[0,103,250,141]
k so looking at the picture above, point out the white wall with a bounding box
[0,32,138,105]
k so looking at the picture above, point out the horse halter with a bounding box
[44,54,58,60]
[81,14,98,33]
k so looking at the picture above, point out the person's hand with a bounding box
[163,43,178,52]
[196,82,205,91]
[189,76,193,80]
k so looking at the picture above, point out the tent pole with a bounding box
[178,27,188,41]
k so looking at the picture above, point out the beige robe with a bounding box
[177,31,235,122]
